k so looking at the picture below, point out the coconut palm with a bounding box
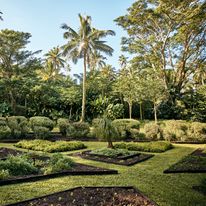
[45,47,65,75]
[61,14,115,122]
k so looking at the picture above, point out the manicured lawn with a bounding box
[0,142,206,206]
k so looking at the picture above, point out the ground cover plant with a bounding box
[0,142,206,206]
[164,148,206,173]
[114,141,172,153]
[0,151,117,185]
[6,187,157,206]
[90,148,139,158]
[74,148,153,166]
[14,140,86,153]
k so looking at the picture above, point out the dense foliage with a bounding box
[114,141,173,153]
[14,140,86,153]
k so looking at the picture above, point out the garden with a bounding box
[1,0,206,205]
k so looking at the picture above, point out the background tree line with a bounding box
[0,0,206,122]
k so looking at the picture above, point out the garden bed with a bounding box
[0,147,23,160]
[72,150,154,166]
[0,163,118,186]
[5,186,157,206]
[164,149,206,173]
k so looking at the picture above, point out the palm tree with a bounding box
[61,14,115,122]
[89,51,106,71]
[45,47,65,75]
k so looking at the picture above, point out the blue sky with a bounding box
[0,0,134,75]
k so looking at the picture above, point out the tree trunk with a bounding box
[80,54,87,122]
[9,90,16,114]
[154,103,157,123]
[69,105,72,120]
[107,139,114,149]
[140,102,143,120]
[128,102,132,119]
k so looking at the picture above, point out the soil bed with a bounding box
[5,186,157,206]
[0,147,23,160]
[0,163,117,186]
[164,149,206,173]
[71,150,154,166]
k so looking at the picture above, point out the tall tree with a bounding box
[115,0,206,105]
[0,29,41,113]
[61,14,115,122]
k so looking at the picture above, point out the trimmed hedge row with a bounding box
[114,141,173,153]
[143,120,206,142]
[14,140,86,153]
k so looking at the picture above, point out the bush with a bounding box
[90,148,138,158]
[114,141,173,153]
[112,119,140,139]
[7,116,29,138]
[70,122,90,138]
[57,118,70,137]
[105,103,124,120]
[30,116,54,139]
[0,169,10,180]
[42,153,74,175]
[0,117,11,139]
[144,122,162,140]
[187,122,206,142]
[162,120,189,141]
[92,118,119,148]
[15,140,86,153]
[0,155,38,176]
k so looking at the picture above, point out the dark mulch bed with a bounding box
[5,186,157,206]
[164,149,206,173]
[0,147,23,160]
[0,163,118,186]
[71,150,154,166]
[191,148,206,157]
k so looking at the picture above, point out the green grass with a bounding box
[0,142,206,206]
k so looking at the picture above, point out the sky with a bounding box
[0,0,134,75]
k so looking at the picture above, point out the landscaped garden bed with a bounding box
[14,139,87,152]
[164,148,206,173]
[114,141,173,153]
[0,147,23,160]
[0,153,117,186]
[72,148,154,166]
[5,186,157,206]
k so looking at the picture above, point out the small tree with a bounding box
[93,118,118,148]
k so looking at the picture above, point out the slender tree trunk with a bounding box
[128,102,132,119]
[107,139,114,148]
[154,103,157,123]
[140,102,143,120]
[80,54,87,122]
[69,105,73,120]
[9,91,16,114]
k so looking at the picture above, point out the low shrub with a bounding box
[15,140,86,153]
[70,122,90,138]
[187,122,206,142]
[90,148,138,158]
[0,169,10,180]
[162,120,189,141]
[112,119,140,139]
[42,153,74,175]
[114,141,173,153]
[7,116,29,138]
[0,117,11,139]
[0,155,38,176]
[30,116,54,139]
[57,118,70,137]
[144,123,162,140]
